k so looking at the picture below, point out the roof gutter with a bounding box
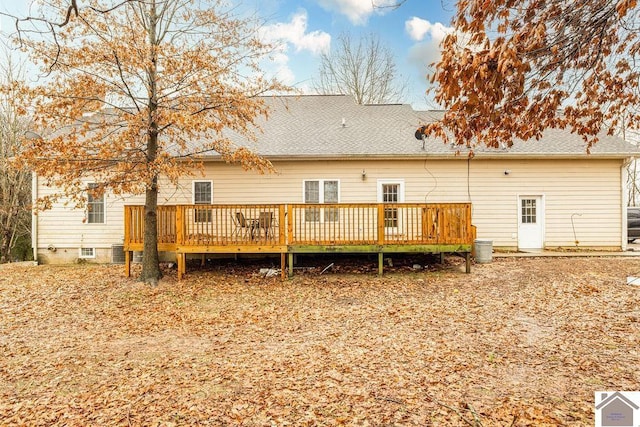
[193,152,637,162]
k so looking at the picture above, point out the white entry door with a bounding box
[377,180,404,235]
[518,196,544,249]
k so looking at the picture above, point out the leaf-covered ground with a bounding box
[1,256,639,426]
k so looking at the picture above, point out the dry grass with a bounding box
[1,256,639,426]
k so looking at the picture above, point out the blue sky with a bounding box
[253,0,455,109]
[0,0,454,109]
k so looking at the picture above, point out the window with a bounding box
[193,181,213,222]
[87,183,105,224]
[79,248,95,258]
[521,198,537,224]
[303,180,339,222]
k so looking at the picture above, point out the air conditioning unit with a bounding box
[111,244,125,264]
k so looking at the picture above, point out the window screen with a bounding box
[87,183,105,224]
[194,181,212,204]
[193,181,212,222]
[304,180,339,222]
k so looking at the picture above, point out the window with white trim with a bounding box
[303,179,339,222]
[79,248,95,258]
[193,180,213,222]
[87,183,105,224]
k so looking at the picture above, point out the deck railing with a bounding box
[124,203,473,249]
[124,205,177,249]
[286,203,472,246]
[125,204,286,249]
[178,204,285,246]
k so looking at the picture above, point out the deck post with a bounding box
[177,252,186,280]
[377,204,385,275]
[183,253,187,277]
[176,206,184,280]
[279,205,286,245]
[287,204,294,247]
[280,253,286,280]
[377,204,385,245]
[288,252,294,277]
[125,250,132,277]
[124,206,131,277]
[465,252,471,273]
[175,206,184,246]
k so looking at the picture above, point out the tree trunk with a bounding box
[138,0,162,285]
[0,232,10,263]
[139,177,162,285]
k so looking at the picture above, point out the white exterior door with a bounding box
[518,195,544,249]
[377,180,404,235]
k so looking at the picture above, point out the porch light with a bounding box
[361,169,366,181]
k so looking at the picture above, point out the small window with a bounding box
[79,248,95,258]
[521,199,537,224]
[87,183,105,224]
[303,179,339,222]
[193,181,213,222]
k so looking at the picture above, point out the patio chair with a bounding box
[257,211,274,239]
[232,212,256,240]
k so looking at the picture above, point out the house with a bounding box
[595,392,639,427]
[32,95,638,271]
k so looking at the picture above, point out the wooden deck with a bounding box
[124,203,475,278]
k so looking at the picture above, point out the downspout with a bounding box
[31,171,38,263]
[622,157,634,251]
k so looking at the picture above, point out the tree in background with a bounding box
[313,32,407,105]
[0,52,32,263]
[422,0,640,152]
[16,0,288,284]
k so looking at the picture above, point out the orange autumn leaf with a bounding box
[421,0,640,153]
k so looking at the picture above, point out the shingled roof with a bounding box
[217,94,638,159]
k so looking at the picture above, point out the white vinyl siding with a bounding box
[34,157,628,263]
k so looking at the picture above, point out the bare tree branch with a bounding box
[313,32,408,105]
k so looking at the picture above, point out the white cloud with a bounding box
[316,0,398,25]
[260,11,331,56]
[270,51,296,85]
[405,17,451,42]
[408,40,443,71]
[405,18,455,88]
[259,11,330,86]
